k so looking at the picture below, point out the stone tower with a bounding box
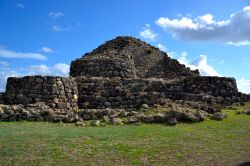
[70,36,199,79]
[1,36,248,110]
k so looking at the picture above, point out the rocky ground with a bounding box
[1,100,247,127]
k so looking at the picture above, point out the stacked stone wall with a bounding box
[238,92,250,102]
[70,57,135,78]
[4,76,78,110]
[75,76,241,109]
[183,77,239,102]
[2,75,245,110]
[0,92,4,104]
[76,77,170,109]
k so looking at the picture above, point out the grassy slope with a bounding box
[0,104,250,166]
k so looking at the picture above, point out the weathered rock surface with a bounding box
[111,118,123,125]
[211,112,228,121]
[167,118,178,126]
[125,116,139,124]
[75,121,85,127]
[246,110,250,115]
[153,113,166,123]
[139,114,154,123]
[167,107,208,122]
[91,120,101,126]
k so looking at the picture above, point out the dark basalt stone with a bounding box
[0,36,248,124]
[70,36,199,79]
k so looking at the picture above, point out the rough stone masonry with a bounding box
[0,36,249,124]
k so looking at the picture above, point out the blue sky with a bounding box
[0,0,250,93]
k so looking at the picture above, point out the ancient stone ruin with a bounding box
[0,36,249,125]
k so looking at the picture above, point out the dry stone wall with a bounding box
[183,77,239,102]
[70,57,135,78]
[0,92,4,104]
[75,76,240,110]
[2,76,243,111]
[76,77,169,109]
[4,76,78,110]
[238,92,250,102]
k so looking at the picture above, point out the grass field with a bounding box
[0,104,250,166]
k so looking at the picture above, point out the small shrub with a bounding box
[146,49,152,54]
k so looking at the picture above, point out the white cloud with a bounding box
[40,47,53,53]
[177,52,193,67]
[226,41,250,46]
[139,24,158,41]
[156,17,198,30]
[26,64,51,75]
[52,25,71,32]
[157,43,167,52]
[243,6,250,11]
[168,52,178,58]
[53,63,70,76]
[237,79,250,94]
[194,55,220,76]
[48,12,71,32]
[49,12,64,19]
[16,3,24,8]
[156,43,177,58]
[156,6,250,46]
[177,53,220,76]
[0,47,47,60]
[198,14,214,24]
[25,63,70,76]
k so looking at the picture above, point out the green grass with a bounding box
[0,104,250,166]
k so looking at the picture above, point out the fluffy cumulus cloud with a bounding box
[53,63,70,76]
[0,63,70,92]
[26,64,51,75]
[139,24,158,41]
[0,47,47,60]
[156,6,250,46]
[24,63,70,76]
[49,12,64,19]
[237,79,250,94]
[177,52,220,76]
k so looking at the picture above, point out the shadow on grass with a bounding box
[237,161,250,166]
